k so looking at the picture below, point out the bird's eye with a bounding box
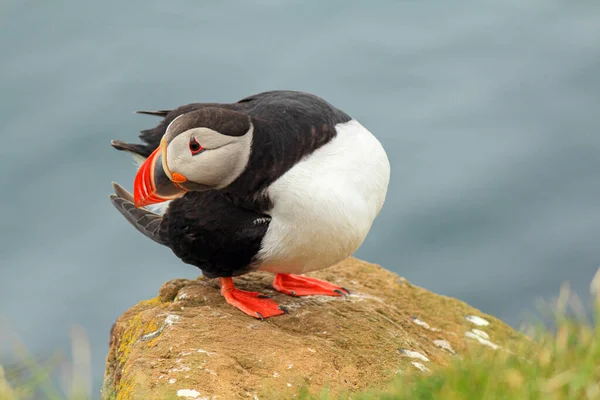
[189,137,204,155]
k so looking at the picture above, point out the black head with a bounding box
[133,107,255,207]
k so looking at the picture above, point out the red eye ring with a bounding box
[189,137,204,155]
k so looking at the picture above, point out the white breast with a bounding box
[256,119,390,274]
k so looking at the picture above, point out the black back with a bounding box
[111,90,353,277]
[224,91,352,210]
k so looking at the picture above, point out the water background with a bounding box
[1,0,600,396]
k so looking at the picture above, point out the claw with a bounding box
[255,312,264,321]
[341,287,351,295]
[278,306,289,314]
[333,289,348,299]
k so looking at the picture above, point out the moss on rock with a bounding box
[0,365,17,400]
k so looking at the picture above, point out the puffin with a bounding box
[110,90,390,319]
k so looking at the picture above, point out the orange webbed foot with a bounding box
[219,278,286,319]
[272,273,350,297]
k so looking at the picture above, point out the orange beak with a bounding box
[133,139,188,208]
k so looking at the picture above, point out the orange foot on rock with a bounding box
[272,273,350,297]
[219,278,286,320]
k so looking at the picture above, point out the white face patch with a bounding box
[165,125,253,189]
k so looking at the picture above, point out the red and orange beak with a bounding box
[133,139,188,208]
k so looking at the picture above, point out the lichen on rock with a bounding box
[101,257,527,399]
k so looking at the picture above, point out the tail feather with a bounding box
[110,140,148,155]
[111,109,175,159]
[136,109,171,117]
[111,140,148,167]
[110,183,167,246]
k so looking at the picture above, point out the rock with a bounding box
[101,258,527,400]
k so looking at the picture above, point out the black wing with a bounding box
[160,190,271,278]
[220,91,353,208]
[109,183,167,245]
[109,183,270,278]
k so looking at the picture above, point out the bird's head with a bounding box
[133,107,253,208]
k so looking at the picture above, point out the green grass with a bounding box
[300,276,600,400]
[301,274,600,400]
[1,325,91,400]
[351,304,600,400]
[3,272,600,400]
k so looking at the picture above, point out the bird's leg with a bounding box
[272,273,350,297]
[219,278,286,320]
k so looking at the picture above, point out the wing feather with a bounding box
[110,183,167,246]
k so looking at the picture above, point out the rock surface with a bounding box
[102,258,527,400]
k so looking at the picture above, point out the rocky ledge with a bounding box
[101,258,527,400]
